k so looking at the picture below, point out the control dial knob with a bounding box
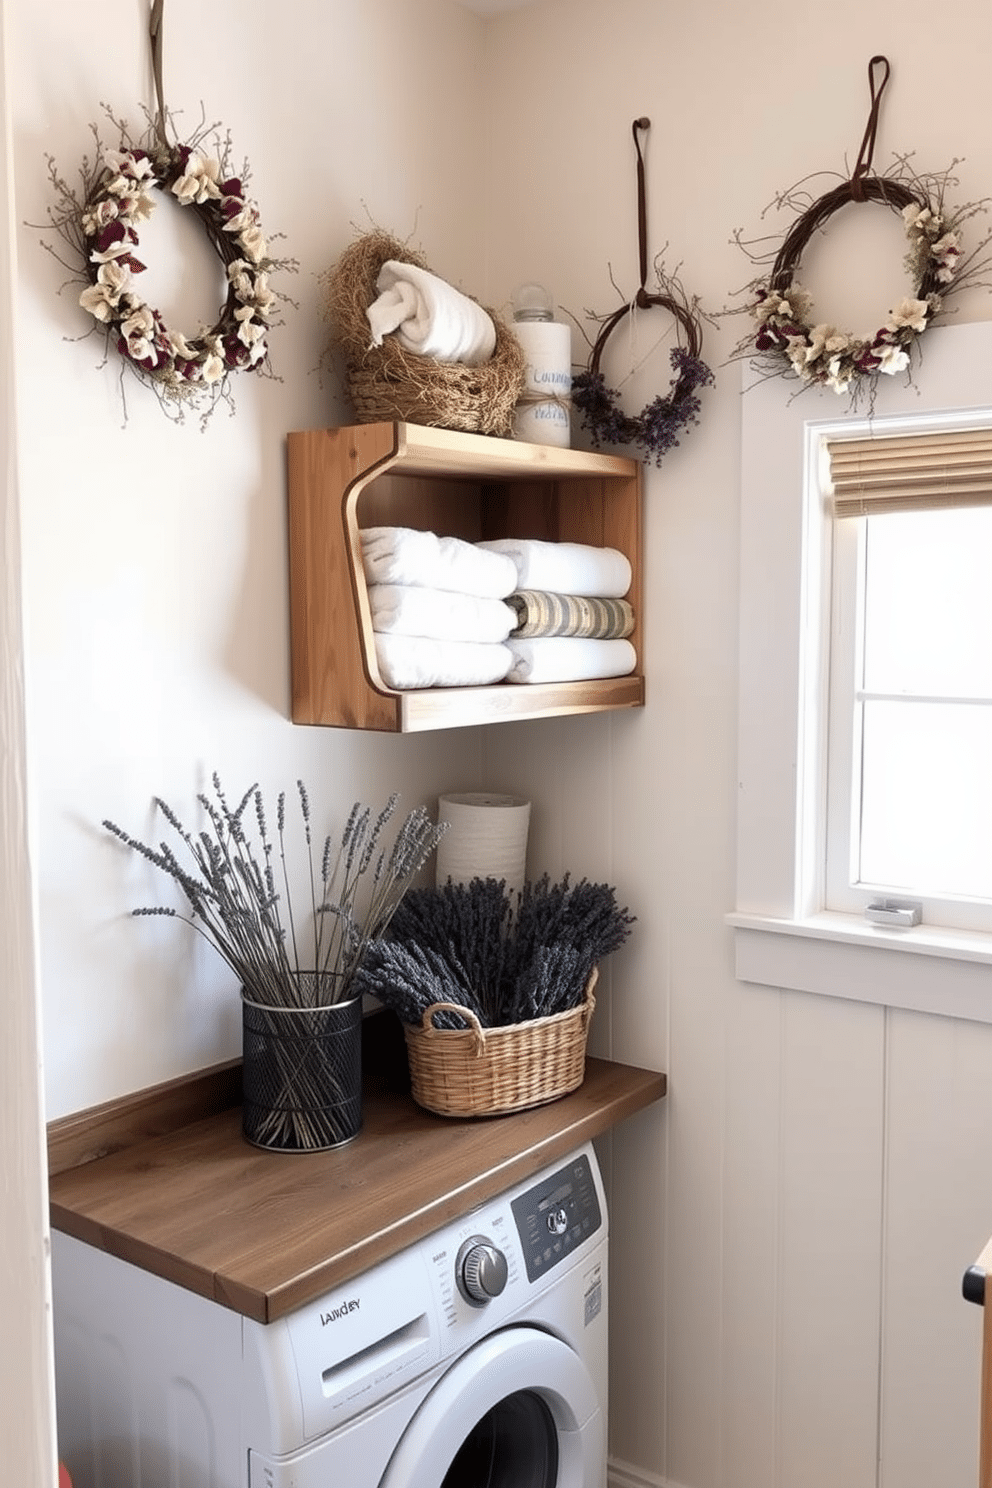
[456,1235,508,1306]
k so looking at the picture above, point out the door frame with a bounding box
[0,0,58,1478]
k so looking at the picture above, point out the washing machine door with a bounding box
[378,1325,603,1488]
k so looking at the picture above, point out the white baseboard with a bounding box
[608,1456,685,1488]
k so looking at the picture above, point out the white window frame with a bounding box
[729,319,992,1024]
[826,497,992,928]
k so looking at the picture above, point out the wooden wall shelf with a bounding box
[286,422,644,732]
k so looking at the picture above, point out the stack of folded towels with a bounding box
[479,537,636,684]
[360,527,518,690]
[359,527,636,689]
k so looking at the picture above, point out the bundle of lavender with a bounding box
[353,873,635,1029]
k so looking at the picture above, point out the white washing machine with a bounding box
[52,1141,608,1488]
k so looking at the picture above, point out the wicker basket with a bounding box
[323,230,526,437]
[404,969,598,1118]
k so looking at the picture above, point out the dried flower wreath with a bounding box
[732,56,992,405]
[37,1,295,425]
[572,118,713,466]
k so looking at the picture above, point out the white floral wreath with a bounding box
[734,56,992,403]
[77,139,276,404]
[40,113,295,424]
[750,194,962,397]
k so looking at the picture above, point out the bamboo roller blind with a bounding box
[829,427,992,517]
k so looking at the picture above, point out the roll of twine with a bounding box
[515,389,573,410]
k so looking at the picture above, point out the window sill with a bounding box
[728,910,992,1025]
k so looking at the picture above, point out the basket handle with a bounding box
[419,1001,487,1057]
[580,966,599,1027]
[419,970,599,1050]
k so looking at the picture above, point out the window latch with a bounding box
[864,898,922,929]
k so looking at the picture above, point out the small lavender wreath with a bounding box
[572,271,714,467]
[573,345,714,467]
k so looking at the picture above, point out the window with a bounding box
[825,430,992,933]
[730,320,992,1024]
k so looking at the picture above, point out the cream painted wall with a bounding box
[9,0,992,1486]
[8,3,498,1477]
[10,0,502,1119]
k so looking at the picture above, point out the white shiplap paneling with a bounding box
[775,991,885,1488]
[879,1011,992,1488]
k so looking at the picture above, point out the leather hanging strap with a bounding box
[850,54,890,200]
[586,116,702,380]
[632,117,652,309]
[149,0,168,149]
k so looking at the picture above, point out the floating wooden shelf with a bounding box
[286,422,644,732]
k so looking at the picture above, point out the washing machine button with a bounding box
[456,1235,508,1306]
[546,1205,568,1235]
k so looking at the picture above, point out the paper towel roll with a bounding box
[512,319,571,448]
[436,792,531,899]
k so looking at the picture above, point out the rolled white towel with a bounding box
[366,260,497,366]
[505,636,637,684]
[477,538,632,599]
[368,584,517,643]
[361,527,517,599]
[373,634,513,690]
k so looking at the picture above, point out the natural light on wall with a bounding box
[730,320,992,1024]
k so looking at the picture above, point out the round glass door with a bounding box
[440,1388,558,1488]
[378,1326,602,1488]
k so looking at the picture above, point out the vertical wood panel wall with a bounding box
[603,975,991,1488]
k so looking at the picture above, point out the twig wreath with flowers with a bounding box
[37,0,295,426]
[571,118,713,466]
[731,56,992,406]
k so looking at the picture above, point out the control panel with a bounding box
[511,1152,602,1283]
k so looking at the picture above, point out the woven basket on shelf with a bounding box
[323,229,526,437]
[404,968,598,1118]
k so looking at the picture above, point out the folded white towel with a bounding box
[361,527,517,599]
[373,633,513,690]
[366,260,497,366]
[505,636,637,684]
[368,584,517,643]
[477,538,632,599]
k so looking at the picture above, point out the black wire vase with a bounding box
[241,982,363,1152]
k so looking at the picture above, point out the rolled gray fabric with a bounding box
[507,589,635,640]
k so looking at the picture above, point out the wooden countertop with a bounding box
[49,1056,665,1323]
